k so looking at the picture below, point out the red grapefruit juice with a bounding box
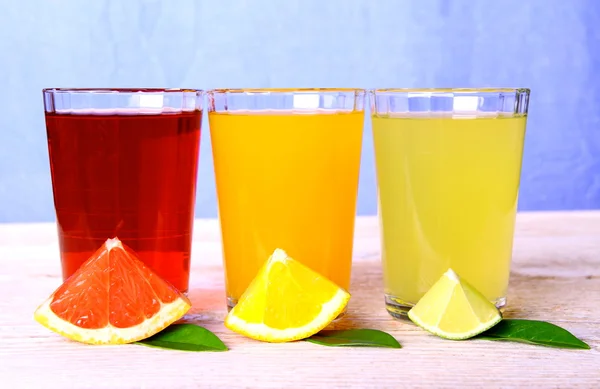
[45,110,201,292]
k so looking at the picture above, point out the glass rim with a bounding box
[370,87,530,94]
[207,88,365,94]
[42,88,203,94]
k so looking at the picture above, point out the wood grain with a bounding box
[0,212,598,388]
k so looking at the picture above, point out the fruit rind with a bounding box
[34,296,191,345]
[408,308,501,340]
[224,288,349,343]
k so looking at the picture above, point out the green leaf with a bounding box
[477,319,590,350]
[136,324,228,352]
[306,329,401,348]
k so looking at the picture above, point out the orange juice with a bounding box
[209,110,363,306]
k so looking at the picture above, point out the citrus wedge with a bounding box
[34,237,191,345]
[224,248,350,342]
[407,268,502,340]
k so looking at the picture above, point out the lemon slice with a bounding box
[224,248,350,342]
[407,268,502,340]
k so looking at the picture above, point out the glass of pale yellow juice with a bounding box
[208,89,365,309]
[370,88,530,318]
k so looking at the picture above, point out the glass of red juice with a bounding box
[43,88,203,292]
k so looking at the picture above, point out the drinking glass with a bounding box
[43,88,203,292]
[370,88,530,318]
[208,88,365,309]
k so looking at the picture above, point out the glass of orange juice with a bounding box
[208,88,365,309]
[370,88,530,318]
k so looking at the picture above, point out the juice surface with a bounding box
[372,114,526,305]
[45,110,202,292]
[209,110,363,301]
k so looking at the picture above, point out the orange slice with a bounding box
[34,238,191,344]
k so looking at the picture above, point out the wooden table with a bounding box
[0,212,598,388]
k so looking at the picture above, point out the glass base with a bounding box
[384,294,507,320]
[226,296,237,312]
[227,296,348,320]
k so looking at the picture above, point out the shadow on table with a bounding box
[179,287,227,324]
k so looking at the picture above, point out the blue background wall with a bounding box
[1,0,599,223]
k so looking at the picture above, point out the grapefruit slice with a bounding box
[34,238,191,345]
